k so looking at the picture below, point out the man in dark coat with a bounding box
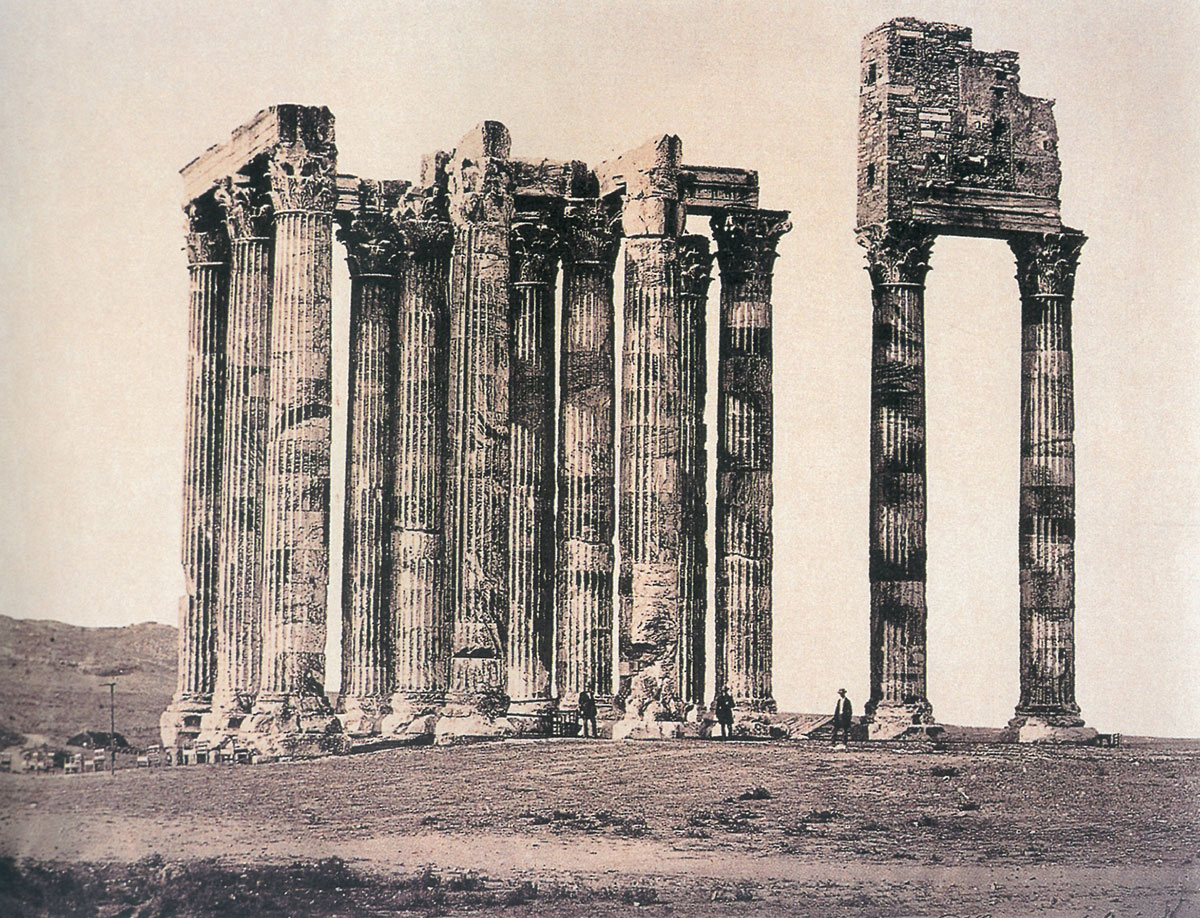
[578,684,598,738]
[831,688,853,745]
[714,686,735,739]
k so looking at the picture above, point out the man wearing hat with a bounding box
[831,688,853,746]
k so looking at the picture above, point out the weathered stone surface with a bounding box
[506,210,560,711]
[858,19,1063,236]
[212,174,272,718]
[711,211,790,714]
[389,198,453,712]
[433,711,516,746]
[256,116,337,720]
[555,198,620,708]
[618,235,684,721]
[443,122,514,709]
[612,716,685,741]
[336,180,406,725]
[677,235,712,708]
[856,221,937,726]
[1010,231,1087,730]
[174,192,228,719]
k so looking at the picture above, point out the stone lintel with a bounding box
[335,175,412,215]
[511,158,594,199]
[596,134,683,237]
[182,104,334,203]
[679,164,759,215]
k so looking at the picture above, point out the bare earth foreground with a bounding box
[2,739,1198,917]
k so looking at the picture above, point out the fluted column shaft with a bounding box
[556,202,619,707]
[677,235,713,707]
[1011,231,1087,722]
[213,177,272,710]
[178,203,227,707]
[712,211,789,712]
[619,236,684,713]
[259,173,336,699]
[341,268,396,706]
[390,217,452,707]
[506,216,560,709]
[445,220,512,701]
[857,222,936,722]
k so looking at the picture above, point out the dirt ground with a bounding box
[2,737,1198,916]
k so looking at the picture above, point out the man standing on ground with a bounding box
[831,688,853,746]
[578,684,598,738]
[714,686,735,740]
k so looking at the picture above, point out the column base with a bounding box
[1002,708,1096,744]
[379,691,446,737]
[159,695,211,748]
[612,715,685,741]
[242,693,351,757]
[864,700,941,741]
[433,700,516,747]
[337,695,392,736]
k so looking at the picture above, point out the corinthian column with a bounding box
[677,234,714,708]
[443,123,514,710]
[556,199,620,708]
[212,175,272,719]
[387,199,453,723]
[169,195,228,735]
[711,210,789,713]
[614,134,686,726]
[336,182,405,731]
[506,212,560,713]
[857,221,937,733]
[255,137,338,719]
[1007,230,1091,741]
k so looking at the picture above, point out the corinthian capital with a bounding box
[215,175,273,240]
[561,198,621,269]
[183,194,228,265]
[1010,231,1087,299]
[679,235,714,297]
[336,209,400,278]
[510,214,562,284]
[856,222,937,287]
[267,147,337,214]
[712,209,792,282]
[394,214,453,263]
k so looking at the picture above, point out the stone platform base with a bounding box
[159,701,209,748]
[242,697,351,757]
[612,717,685,741]
[1001,714,1098,745]
[867,721,945,741]
[433,706,516,746]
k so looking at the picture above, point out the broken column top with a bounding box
[857,18,1064,237]
[181,105,335,204]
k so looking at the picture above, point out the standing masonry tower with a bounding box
[856,19,1095,742]
[165,108,789,753]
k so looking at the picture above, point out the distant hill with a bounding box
[0,615,176,750]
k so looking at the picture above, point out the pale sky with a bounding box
[2,1,1197,737]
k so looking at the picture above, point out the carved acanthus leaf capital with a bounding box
[510,214,562,284]
[336,207,400,277]
[394,215,454,263]
[712,209,792,282]
[215,175,273,240]
[561,197,622,269]
[856,222,937,287]
[1009,231,1086,300]
[267,147,337,214]
[678,234,714,296]
[183,194,228,265]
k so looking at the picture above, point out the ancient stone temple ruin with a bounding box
[161,105,790,753]
[856,19,1094,742]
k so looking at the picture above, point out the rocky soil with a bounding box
[2,737,1198,916]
